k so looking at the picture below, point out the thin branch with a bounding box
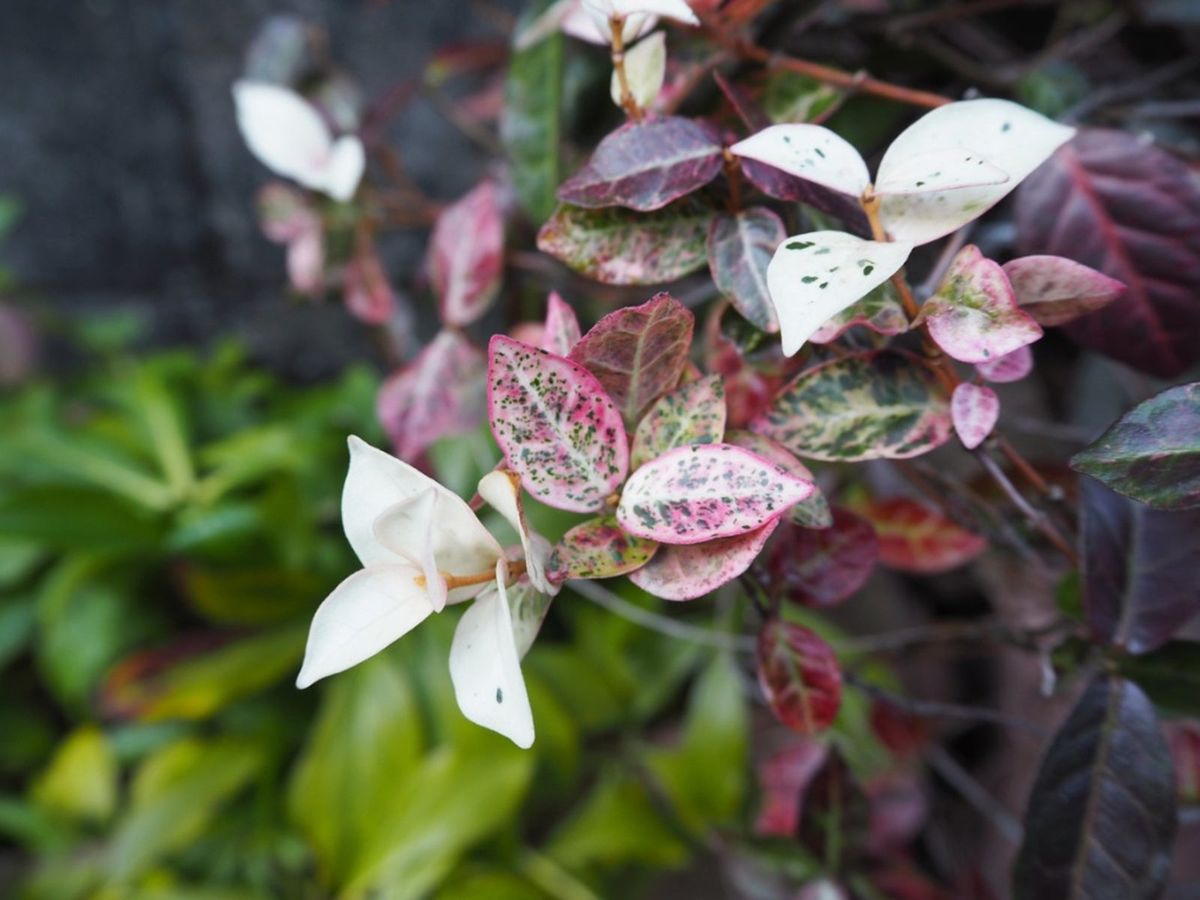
[927,745,1024,845]
[839,617,1068,655]
[845,673,1050,737]
[569,579,756,654]
[974,447,1079,566]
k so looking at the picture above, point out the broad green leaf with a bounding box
[109,736,264,881]
[568,292,694,427]
[180,564,327,626]
[762,71,840,124]
[503,2,562,224]
[488,336,629,513]
[1071,382,1200,511]
[752,352,951,461]
[617,444,814,544]
[0,594,35,670]
[30,726,118,825]
[289,651,424,885]
[537,199,714,285]
[631,374,726,469]
[548,515,659,581]
[0,485,161,551]
[1012,675,1175,900]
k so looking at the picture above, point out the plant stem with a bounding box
[844,673,1049,736]
[609,17,642,120]
[415,559,527,591]
[926,745,1024,845]
[975,447,1079,566]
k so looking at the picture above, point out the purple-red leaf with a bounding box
[617,444,814,544]
[537,198,714,285]
[1002,255,1125,327]
[950,382,999,450]
[487,335,629,513]
[630,374,726,470]
[919,245,1043,364]
[857,497,987,575]
[557,117,724,212]
[343,240,395,325]
[1080,477,1200,655]
[547,515,658,581]
[428,179,505,326]
[756,619,842,734]
[569,292,694,426]
[762,510,877,608]
[708,207,786,333]
[752,352,952,462]
[1016,128,1200,378]
[629,519,779,601]
[541,291,582,356]
[739,158,871,234]
[377,330,486,461]
[975,344,1033,383]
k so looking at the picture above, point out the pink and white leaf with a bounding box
[920,245,1043,364]
[975,344,1033,383]
[617,443,814,544]
[547,515,659,581]
[726,430,832,529]
[428,179,505,327]
[488,336,629,513]
[629,518,779,600]
[950,382,1000,450]
[541,291,582,356]
[377,329,486,462]
[631,374,727,470]
[730,124,870,199]
[1002,255,1126,327]
[343,240,395,324]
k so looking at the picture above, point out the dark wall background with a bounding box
[0,0,517,377]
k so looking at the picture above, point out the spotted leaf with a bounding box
[569,292,694,426]
[767,231,914,356]
[808,280,909,344]
[547,515,658,581]
[537,198,714,285]
[950,382,999,450]
[428,180,505,326]
[630,519,779,601]
[756,619,842,735]
[617,444,814,544]
[975,345,1033,383]
[752,352,952,462]
[919,245,1043,364]
[558,117,724,212]
[857,497,987,574]
[631,374,727,469]
[730,123,870,198]
[487,336,629,513]
[708,207,786,332]
[725,430,832,529]
[1002,255,1126,327]
[377,330,486,462]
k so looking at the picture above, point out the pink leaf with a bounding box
[725,430,832,529]
[541,291,582,356]
[857,497,987,574]
[630,374,727,470]
[629,518,778,601]
[488,335,629,513]
[569,292,694,425]
[756,619,842,734]
[1017,128,1200,378]
[707,207,786,333]
[617,444,814,544]
[920,245,1043,364]
[343,241,395,324]
[257,182,319,244]
[286,228,324,296]
[377,330,486,461]
[547,515,658,581]
[428,179,505,326]
[557,117,724,212]
[1003,255,1126,327]
[950,382,999,450]
[975,345,1033,383]
[755,740,828,837]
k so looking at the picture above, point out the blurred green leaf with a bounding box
[288,651,425,885]
[30,725,118,824]
[1015,63,1088,119]
[0,593,35,669]
[1117,641,1200,718]
[108,736,264,881]
[0,538,43,588]
[181,565,327,626]
[764,71,839,124]
[0,485,162,551]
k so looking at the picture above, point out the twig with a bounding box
[883,0,1059,34]
[927,745,1024,845]
[839,617,1068,655]
[975,447,1079,566]
[609,17,642,120]
[845,673,1049,737]
[1064,56,1200,123]
[569,579,756,654]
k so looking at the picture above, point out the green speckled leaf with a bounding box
[751,351,952,461]
[808,281,909,344]
[631,375,727,470]
[547,515,659,581]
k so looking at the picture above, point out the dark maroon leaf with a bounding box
[739,157,870,236]
[568,292,694,426]
[754,739,828,837]
[1071,382,1200,512]
[708,207,785,333]
[1016,128,1200,378]
[1080,477,1200,655]
[763,510,878,609]
[756,619,842,734]
[1013,675,1176,900]
[557,117,724,212]
[796,747,870,871]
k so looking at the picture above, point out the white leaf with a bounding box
[372,490,448,612]
[232,81,364,201]
[477,470,558,596]
[611,31,665,110]
[514,0,577,50]
[296,564,432,688]
[766,231,914,356]
[570,1,654,44]
[874,145,1009,196]
[449,561,535,749]
[876,99,1074,244]
[730,124,870,199]
[342,436,501,573]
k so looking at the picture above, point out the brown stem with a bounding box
[976,447,1080,567]
[416,559,527,590]
[722,149,743,212]
[996,435,1057,500]
[610,17,643,120]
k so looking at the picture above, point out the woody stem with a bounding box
[610,17,642,120]
[416,559,527,590]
